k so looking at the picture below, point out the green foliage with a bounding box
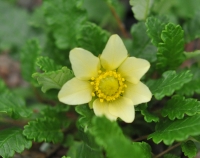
[0,1,31,50]
[43,0,87,49]
[184,11,200,42]
[20,39,41,82]
[67,140,103,158]
[157,23,185,71]
[41,104,70,117]
[77,22,110,56]
[162,96,200,120]
[33,67,74,93]
[181,140,197,158]
[23,117,64,143]
[147,70,193,100]
[2,0,200,157]
[75,105,103,158]
[0,128,32,158]
[75,104,94,129]
[90,117,152,158]
[0,93,32,119]
[36,56,62,72]
[0,79,8,93]
[130,21,157,62]
[130,0,153,21]
[149,115,200,145]
[138,104,159,122]
[177,66,200,96]
[146,16,169,47]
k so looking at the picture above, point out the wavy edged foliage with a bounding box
[36,56,62,72]
[77,22,110,56]
[0,93,32,119]
[130,21,157,62]
[162,96,200,120]
[138,104,159,122]
[89,117,152,158]
[33,67,74,93]
[146,16,169,47]
[0,128,32,158]
[43,0,87,49]
[75,105,103,158]
[157,23,185,71]
[20,39,41,82]
[149,115,200,145]
[181,140,197,158]
[147,70,192,100]
[177,66,200,96]
[23,117,64,143]
[130,0,153,21]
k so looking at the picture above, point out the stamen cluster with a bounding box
[90,70,127,102]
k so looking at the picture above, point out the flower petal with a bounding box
[118,57,150,84]
[108,97,135,123]
[93,99,117,121]
[124,81,152,105]
[70,48,100,80]
[58,78,92,105]
[100,34,128,70]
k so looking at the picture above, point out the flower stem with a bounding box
[133,135,148,142]
[108,4,129,38]
[154,142,181,158]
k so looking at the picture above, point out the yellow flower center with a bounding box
[91,70,127,102]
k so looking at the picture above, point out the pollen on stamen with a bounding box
[91,77,95,80]
[90,70,128,102]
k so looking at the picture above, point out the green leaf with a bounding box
[90,117,152,158]
[130,21,157,62]
[77,130,103,158]
[20,39,41,82]
[184,11,200,42]
[130,0,153,21]
[77,22,110,56]
[0,1,31,50]
[146,16,169,47]
[41,104,70,116]
[0,128,32,158]
[162,96,200,120]
[184,50,200,59]
[23,117,64,143]
[75,104,94,130]
[75,105,103,157]
[147,70,193,100]
[157,23,185,71]
[0,93,32,119]
[0,79,8,93]
[36,56,62,72]
[41,104,70,127]
[138,104,159,122]
[181,140,197,158]
[33,67,74,93]
[148,115,200,145]
[43,0,87,49]
[177,66,200,96]
[68,140,103,158]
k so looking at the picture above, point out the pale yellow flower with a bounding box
[58,34,152,123]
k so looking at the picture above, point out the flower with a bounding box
[58,34,152,123]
